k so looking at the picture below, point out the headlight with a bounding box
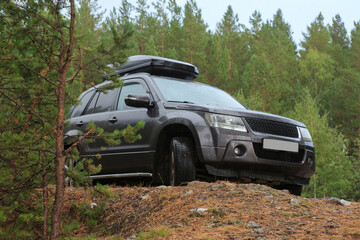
[299,127,312,142]
[205,113,247,132]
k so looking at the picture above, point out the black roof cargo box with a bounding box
[107,55,199,80]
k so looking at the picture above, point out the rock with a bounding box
[208,182,226,191]
[246,221,261,229]
[289,199,301,205]
[227,220,244,226]
[275,206,282,210]
[327,197,352,206]
[182,190,194,199]
[254,228,265,234]
[265,193,274,198]
[140,195,149,200]
[190,208,208,212]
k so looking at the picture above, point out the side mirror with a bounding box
[125,94,153,108]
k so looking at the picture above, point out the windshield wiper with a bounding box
[167,100,194,104]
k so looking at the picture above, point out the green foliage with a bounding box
[287,91,358,199]
[74,201,106,228]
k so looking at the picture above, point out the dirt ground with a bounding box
[64,181,360,240]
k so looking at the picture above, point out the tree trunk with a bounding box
[42,153,49,240]
[50,0,75,239]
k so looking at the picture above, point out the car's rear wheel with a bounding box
[169,137,196,186]
[276,184,303,196]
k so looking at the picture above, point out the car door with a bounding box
[66,89,96,153]
[101,78,155,174]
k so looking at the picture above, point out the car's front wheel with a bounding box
[169,137,196,186]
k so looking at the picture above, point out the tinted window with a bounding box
[117,82,147,111]
[84,92,99,115]
[93,89,118,113]
[71,90,95,117]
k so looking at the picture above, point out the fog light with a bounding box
[234,145,245,157]
[307,157,314,167]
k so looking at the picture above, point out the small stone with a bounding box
[328,197,352,206]
[140,195,149,200]
[182,190,194,199]
[246,221,261,229]
[275,206,282,210]
[289,199,301,205]
[265,194,274,198]
[208,183,226,191]
[170,223,183,228]
[254,228,265,234]
[190,208,208,212]
[227,220,243,226]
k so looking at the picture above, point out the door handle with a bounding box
[76,121,84,127]
[108,117,117,123]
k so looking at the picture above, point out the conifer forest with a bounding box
[0,0,360,238]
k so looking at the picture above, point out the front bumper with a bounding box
[198,137,315,185]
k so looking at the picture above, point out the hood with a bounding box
[163,102,306,128]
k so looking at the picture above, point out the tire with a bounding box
[169,137,196,186]
[287,184,303,196]
[273,184,303,196]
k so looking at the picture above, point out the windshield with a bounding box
[152,76,246,109]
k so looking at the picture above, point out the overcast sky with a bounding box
[99,0,360,47]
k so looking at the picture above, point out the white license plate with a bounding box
[263,139,299,153]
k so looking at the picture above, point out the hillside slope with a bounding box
[65,181,360,239]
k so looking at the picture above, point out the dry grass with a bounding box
[63,181,360,239]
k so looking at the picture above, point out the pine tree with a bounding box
[329,14,350,49]
[300,13,331,55]
[241,10,299,114]
[288,91,357,199]
[166,0,184,59]
[73,0,105,93]
[214,5,249,92]
[152,0,169,57]
[182,0,207,81]
[0,0,137,238]
[134,0,151,55]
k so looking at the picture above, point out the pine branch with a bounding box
[64,127,96,154]
[0,89,55,133]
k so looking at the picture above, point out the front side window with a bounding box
[117,82,148,111]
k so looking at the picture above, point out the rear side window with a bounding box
[71,90,95,117]
[93,89,118,113]
[84,92,99,115]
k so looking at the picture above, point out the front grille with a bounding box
[253,143,304,163]
[245,118,298,138]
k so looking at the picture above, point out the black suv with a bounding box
[65,55,315,195]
